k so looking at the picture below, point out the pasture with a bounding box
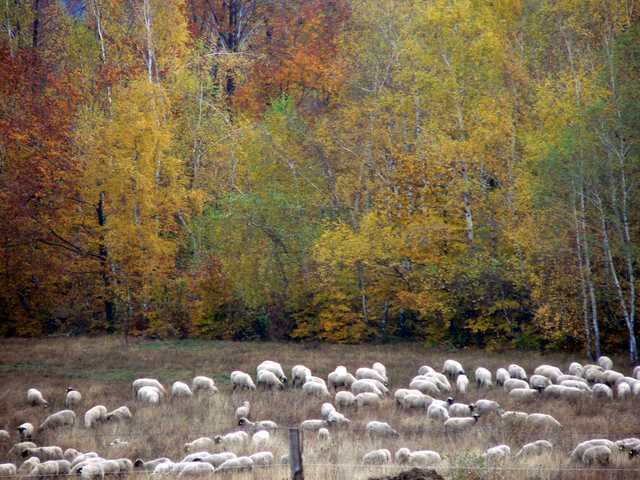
[1,337,639,479]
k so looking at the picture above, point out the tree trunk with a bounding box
[356,261,370,327]
[573,197,593,360]
[97,191,115,332]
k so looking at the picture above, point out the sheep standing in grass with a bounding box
[192,376,217,394]
[17,423,34,441]
[27,388,48,407]
[335,391,356,408]
[249,452,274,467]
[235,401,250,420]
[395,448,441,466]
[106,406,132,423]
[508,364,527,380]
[533,365,563,383]
[302,380,330,397]
[0,464,16,476]
[475,368,492,388]
[569,439,614,463]
[483,445,511,463]
[184,437,215,452]
[21,446,64,461]
[448,400,474,417]
[257,370,284,390]
[328,370,356,391]
[503,378,529,392]
[362,449,391,465]
[366,421,399,439]
[525,413,562,431]
[171,381,194,399]
[132,378,166,396]
[529,375,551,391]
[137,386,162,405]
[84,405,107,428]
[65,388,82,408]
[496,368,510,386]
[474,399,500,416]
[291,365,312,387]
[39,410,75,431]
[231,371,256,390]
[515,440,553,459]
[177,462,215,478]
[509,388,539,403]
[355,392,381,408]
[618,382,631,399]
[257,360,287,385]
[300,419,328,431]
[18,456,39,474]
[372,362,388,381]
[456,374,469,394]
[444,415,480,433]
[427,403,449,422]
[251,430,270,448]
[238,417,278,430]
[355,368,388,385]
[593,383,613,399]
[214,431,249,447]
[442,359,464,379]
[598,356,614,371]
[582,445,612,465]
[216,456,254,473]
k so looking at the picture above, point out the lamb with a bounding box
[474,399,500,416]
[106,406,132,422]
[215,456,254,473]
[442,359,464,379]
[249,452,274,467]
[582,445,612,466]
[235,401,251,420]
[525,413,562,431]
[214,431,249,446]
[448,401,474,417]
[483,445,511,462]
[134,458,172,471]
[172,381,194,398]
[475,367,492,388]
[192,376,217,394]
[230,370,256,390]
[291,365,312,387]
[257,360,287,384]
[300,419,328,431]
[251,430,270,448]
[362,449,392,465]
[355,392,382,408]
[509,388,540,403]
[176,462,215,478]
[395,448,441,466]
[317,428,330,441]
[21,446,64,461]
[132,378,166,395]
[503,378,529,392]
[184,437,215,452]
[444,415,479,433]
[515,440,553,459]
[65,388,82,408]
[496,368,510,386]
[302,380,330,397]
[327,371,356,391]
[257,369,285,390]
[137,385,162,405]
[529,374,551,391]
[366,421,399,438]
[0,464,16,476]
[592,383,613,399]
[456,374,469,394]
[39,410,75,430]
[27,388,48,407]
[597,356,613,371]
[335,391,356,408]
[84,405,107,428]
[508,364,527,380]
[17,423,34,440]
[238,417,278,430]
[427,403,449,422]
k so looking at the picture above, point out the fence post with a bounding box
[288,427,304,480]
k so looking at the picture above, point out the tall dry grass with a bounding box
[0,336,639,479]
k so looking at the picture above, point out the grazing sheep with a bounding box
[618,382,631,399]
[134,458,172,471]
[503,378,529,392]
[355,368,388,386]
[366,421,399,438]
[598,356,614,371]
[177,462,215,478]
[444,415,479,433]
[17,423,34,441]
[456,374,469,394]
[216,456,254,473]
[321,402,335,418]
[172,381,194,399]
[356,392,382,408]
[593,383,613,399]
[238,418,278,430]
[291,365,312,387]
[84,405,107,428]
[106,406,132,422]
[409,377,440,396]
[427,403,450,422]
[21,446,64,461]
[214,431,249,446]
[257,360,287,384]
[395,448,441,466]
[448,402,474,417]
[569,439,614,463]
[526,413,562,431]
[545,384,587,400]
[509,388,540,403]
[186,453,236,468]
[421,372,452,392]
[65,388,82,408]
[483,445,511,462]
[251,430,270,448]
[249,451,274,467]
[70,452,99,468]
[372,362,387,378]
[335,391,356,408]
[192,376,217,394]
[18,457,39,475]
[474,399,500,416]
[529,374,552,391]
[584,365,605,384]
[442,359,464,379]
[302,380,330,397]
[515,440,553,459]
[132,378,166,395]
[300,419,328,431]
[327,371,356,391]
[400,393,433,410]
[29,460,66,477]
[362,449,392,465]
[327,409,351,426]
[533,365,563,383]
[475,367,492,388]
[235,401,251,420]
[633,366,640,380]
[27,388,48,407]
[507,364,527,380]
[257,370,284,390]
[394,388,423,405]
[0,464,17,476]
[318,428,330,441]
[137,386,162,405]
[496,368,510,386]
[10,441,37,457]
[39,410,75,430]
[582,445,612,466]
[230,371,256,390]
[603,370,624,386]
[351,379,383,396]
[184,437,215,452]
[568,362,584,377]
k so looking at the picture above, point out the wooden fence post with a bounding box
[288,427,304,480]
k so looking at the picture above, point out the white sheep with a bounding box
[423,372,452,392]
[545,384,588,400]
[335,391,356,408]
[394,388,422,404]
[597,356,613,371]
[9,441,36,456]
[291,365,312,387]
[533,365,563,383]
[215,456,254,473]
[509,388,540,403]
[321,402,336,418]
[302,380,329,397]
[427,403,449,422]
[184,437,215,452]
[230,371,256,390]
[515,440,553,459]
[172,381,194,398]
[568,362,584,377]
[483,445,511,462]
[249,451,274,467]
[300,419,328,431]
[192,376,217,394]
[529,374,551,391]
[134,458,172,471]
[503,378,529,392]
[177,462,215,478]
[235,401,251,420]
[237,418,278,430]
[400,393,433,410]
[317,428,331,441]
[409,377,440,396]
[106,406,132,422]
[327,409,351,426]
[27,388,48,407]
[257,370,284,390]
[633,366,640,380]
[187,452,235,468]
[603,370,624,386]
[618,382,631,399]
[366,421,399,438]
[496,368,510,386]
[456,374,469,394]
[582,445,612,465]
[355,392,382,408]
[474,399,500,416]
[137,385,162,405]
[442,359,464,379]
[351,379,383,396]
[18,456,39,475]
[592,383,613,399]
[362,449,392,465]
[17,423,34,440]
[327,371,356,391]
[29,460,65,477]
[0,430,10,443]
[39,410,75,430]
[0,464,16,476]
[132,378,166,395]
[372,362,388,380]
[475,367,492,388]
[569,439,614,463]
[214,431,248,446]
[65,388,82,408]
[508,364,527,380]
[251,430,270,448]
[448,401,474,417]
[84,405,107,428]
[257,360,287,384]
[584,365,605,384]
[70,452,99,468]
[395,448,441,466]
[20,446,64,461]
[355,367,388,385]
[444,415,479,433]
[525,413,562,431]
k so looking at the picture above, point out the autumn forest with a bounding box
[1,0,639,360]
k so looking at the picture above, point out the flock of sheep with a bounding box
[1,354,640,479]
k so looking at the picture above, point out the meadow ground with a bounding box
[0,336,639,479]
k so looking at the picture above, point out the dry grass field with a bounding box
[1,336,639,480]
